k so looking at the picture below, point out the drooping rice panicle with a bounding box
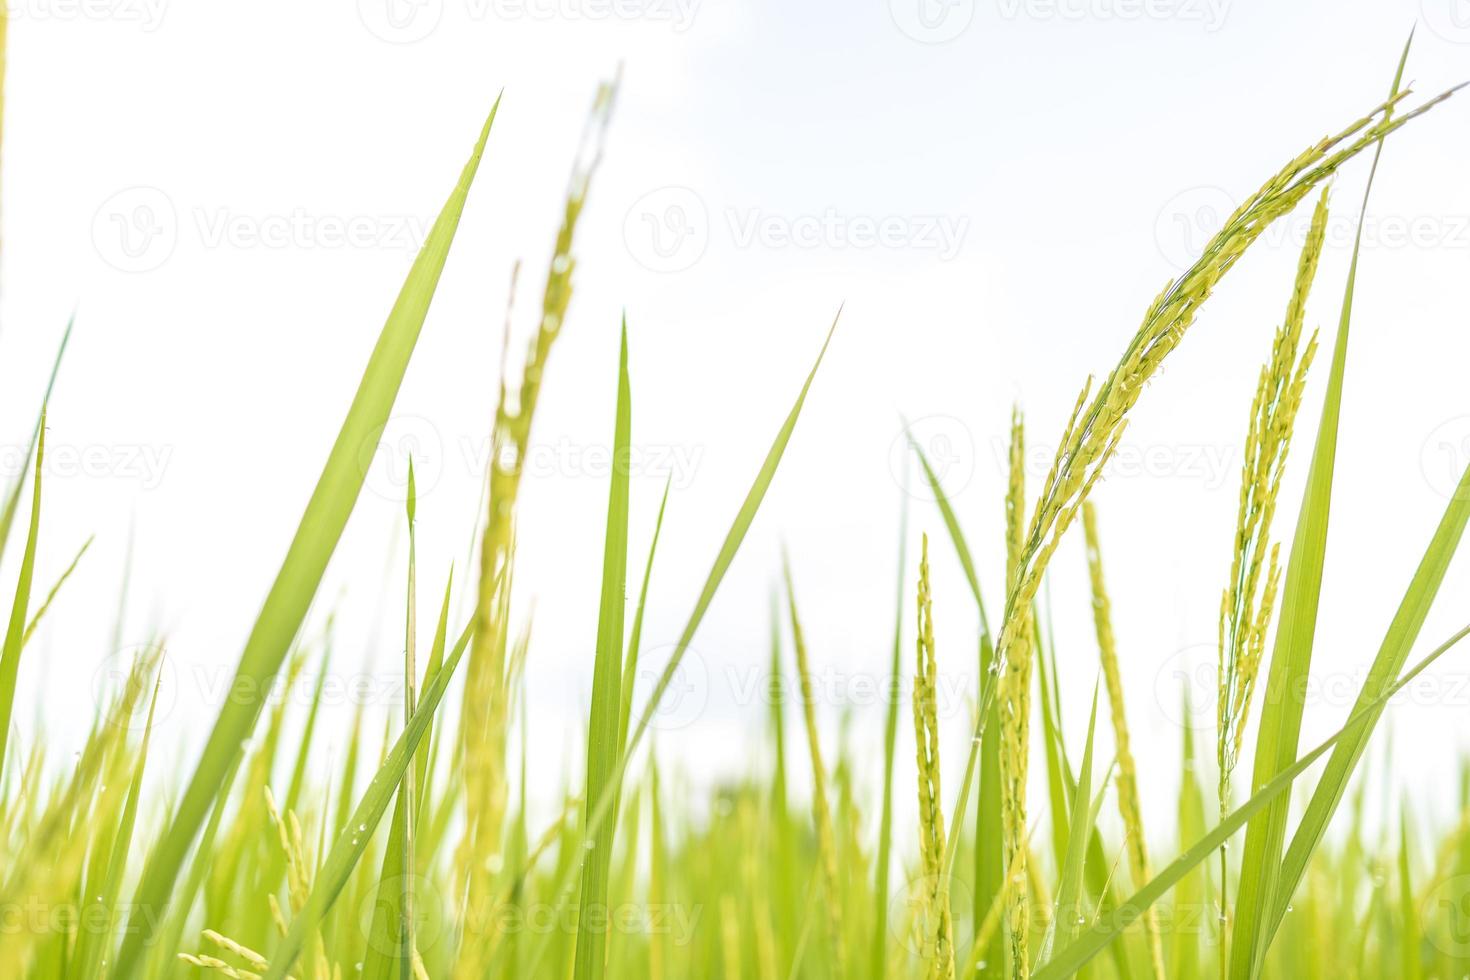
[949,84,1459,905]
[998,87,1450,658]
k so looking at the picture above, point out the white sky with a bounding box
[4,0,1470,833]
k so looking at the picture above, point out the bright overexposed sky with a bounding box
[3,0,1470,829]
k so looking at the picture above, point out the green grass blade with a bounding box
[1398,809,1421,980]
[262,616,475,980]
[905,429,1004,972]
[76,671,161,980]
[0,315,71,564]
[283,643,331,818]
[1229,41,1412,980]
[112,97,501,979]
[147,753,244,979]
[1033,620,1470,980]
[870,471,910,980]
[624,311,836,755]
[1040,682,1100,965]
[573,318,633,980]
[1266,457,1470,942]
[20,533,91,649]
[0,410,44,787]
[361,790,411,980]
[363,471,422,980]
[906,428,992,639]
[619,475,669,754]
[521,312,838,980]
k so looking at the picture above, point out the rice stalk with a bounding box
[1213,188,1326,956]
[947,83,1459,923]
[913,534,956,980]
[459,82,617,954]
[999,408,1034,979]
[1081,501,1165,979]
[781,556,846,977]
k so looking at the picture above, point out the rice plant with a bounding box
[4,28,1470,980]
